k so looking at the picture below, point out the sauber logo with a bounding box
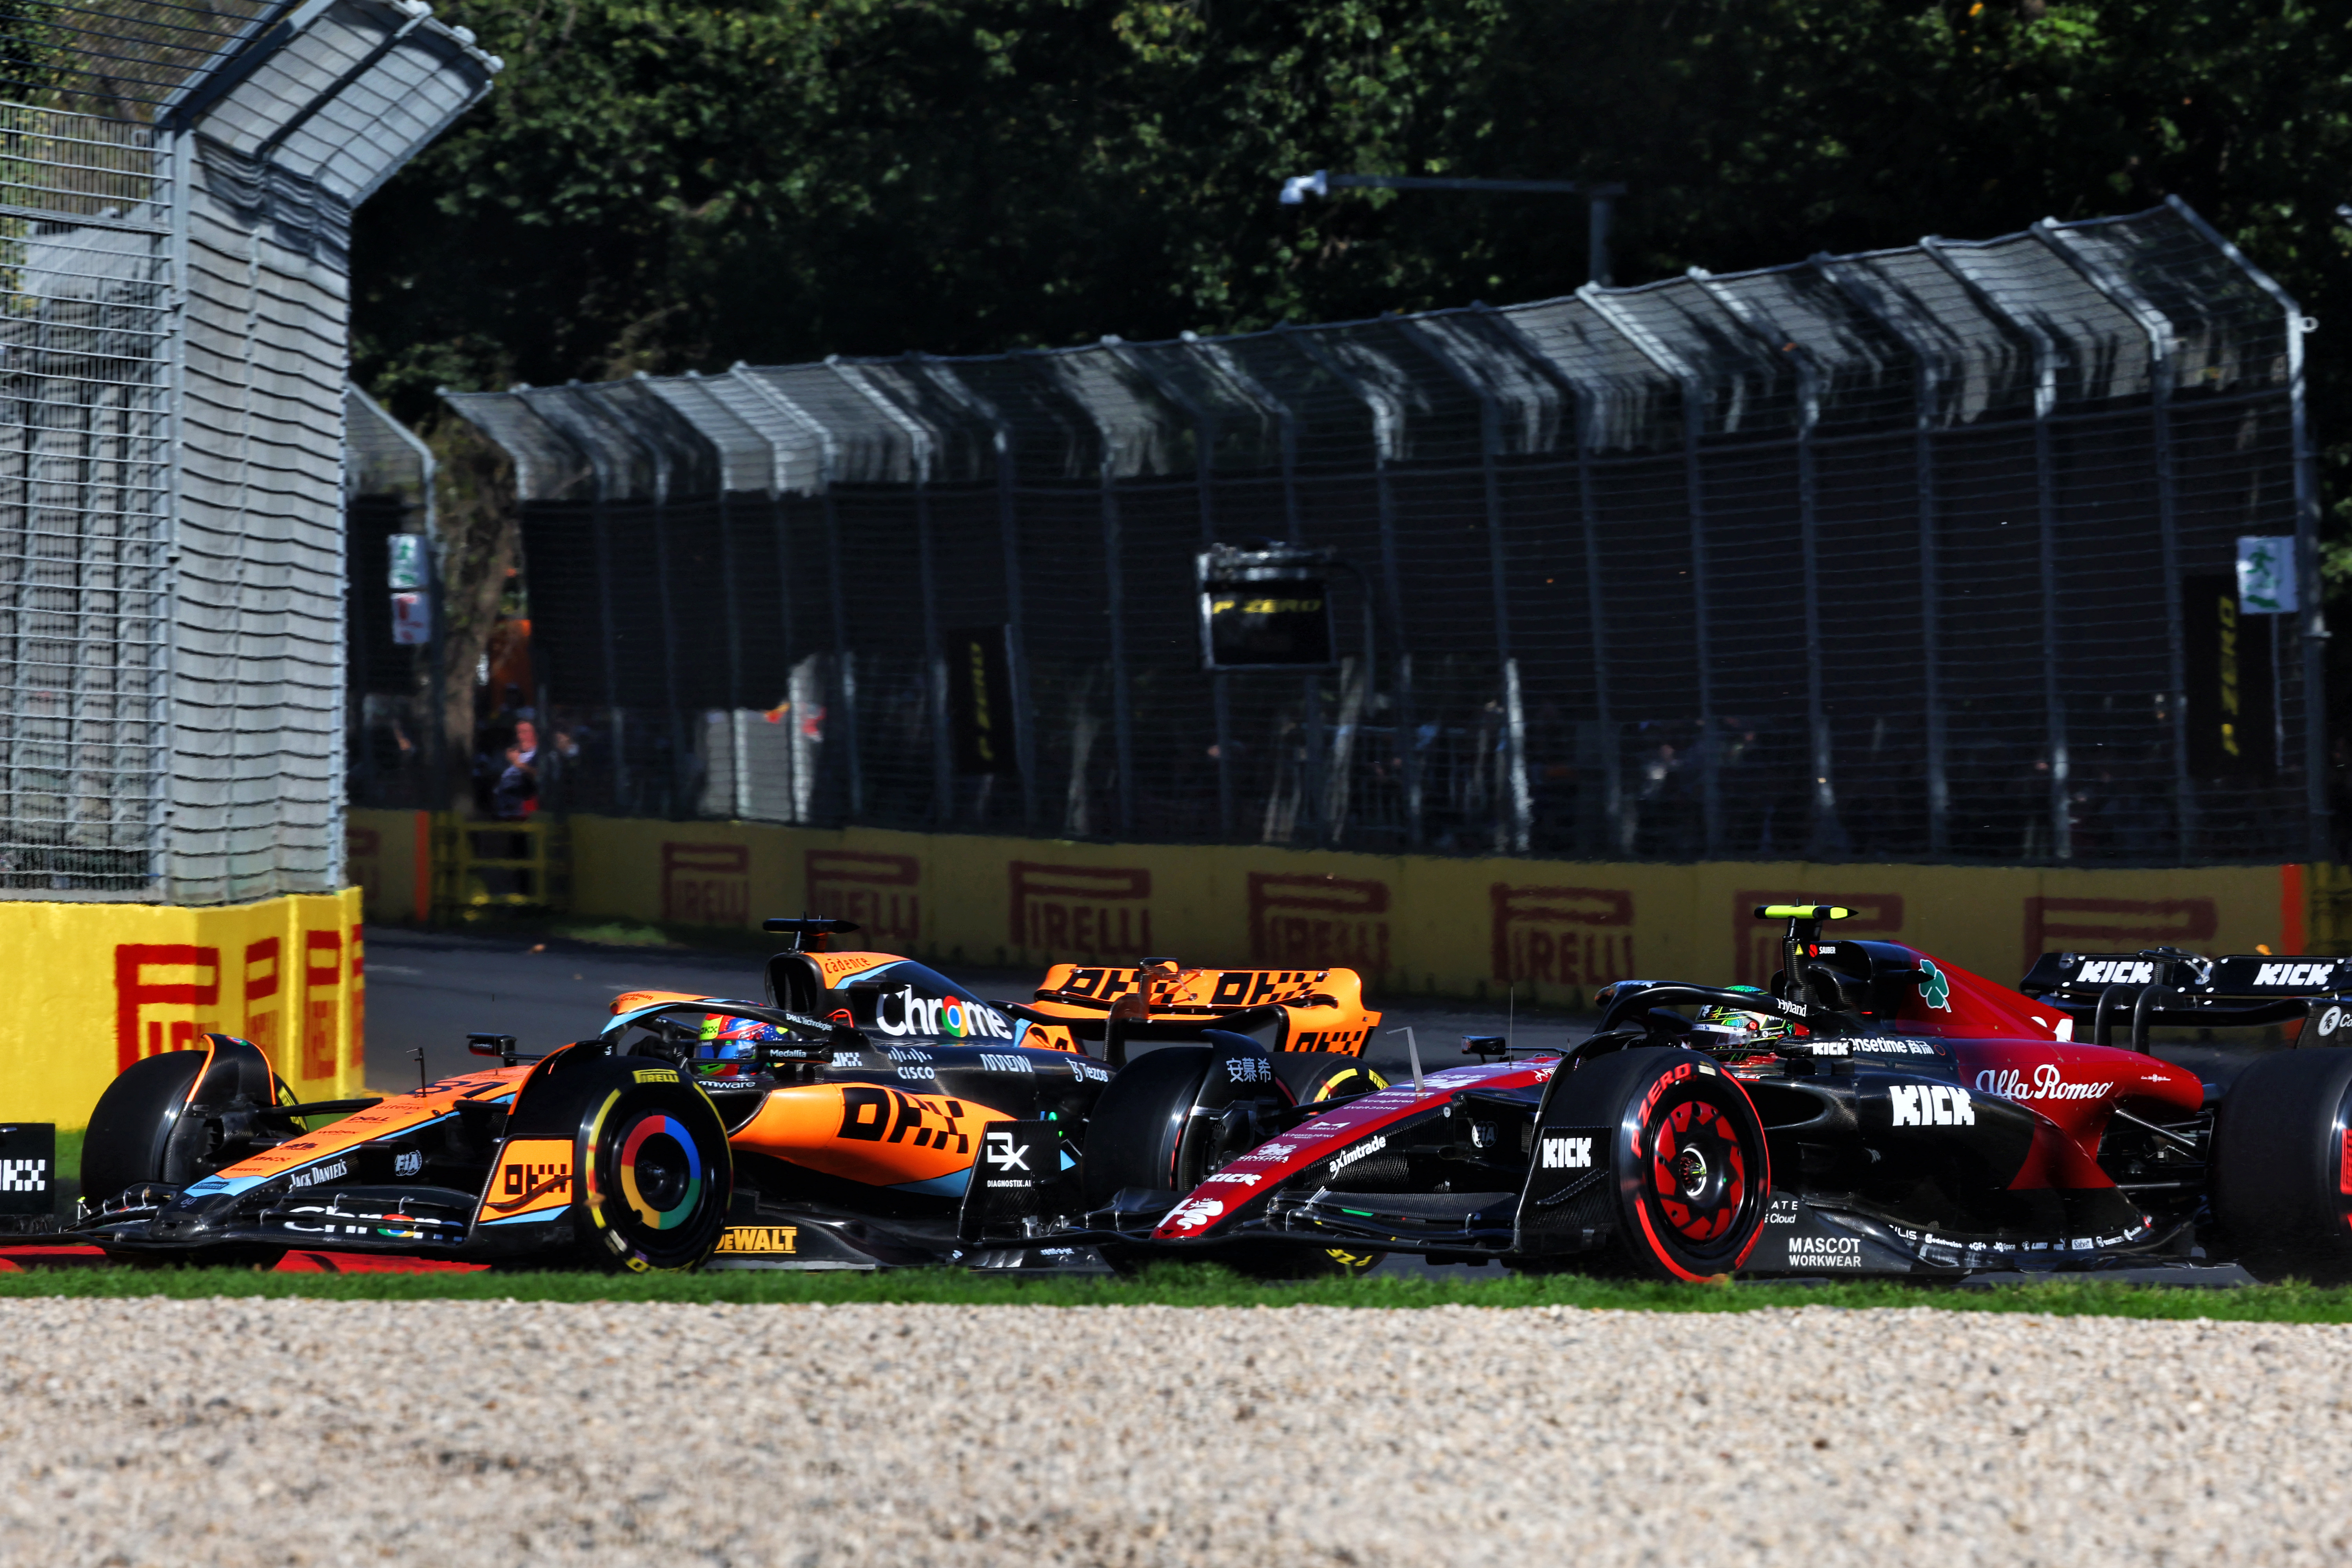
[2076,959,2158,986]
[1540,1135,1594,1171]
[2256,962,2337,987]
[1889,1084,1975,1127]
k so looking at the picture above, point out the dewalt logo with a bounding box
[715,1225,800,1255]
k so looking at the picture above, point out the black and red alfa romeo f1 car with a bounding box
[1068,906,2352,1281]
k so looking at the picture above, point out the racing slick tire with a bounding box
[2211,1047,2352,1283]
[1271,1052,1389,1106]
[528,1056,733,1272]
[1542,1046,1771,1282]
[80,1049,209,1203]
[1080,1045,1218,1209]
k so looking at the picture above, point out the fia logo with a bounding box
[983,1129,1033,1173]
[394,1149,423,1178]
[1539,1135,1594,1171]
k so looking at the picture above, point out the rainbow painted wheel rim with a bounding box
[619,1112,704,1231]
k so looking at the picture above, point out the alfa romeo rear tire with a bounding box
[2211,1047,2352,1283]
[1272,1052,1389,1106]
[1543,1047,1771,1281]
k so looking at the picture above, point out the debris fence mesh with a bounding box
[0,1,496,899]
[421,199,2323,867]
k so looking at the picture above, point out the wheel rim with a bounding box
[586,1084,726,1270]
[618,1116,702,1230]
[1646,1093,1751,1246]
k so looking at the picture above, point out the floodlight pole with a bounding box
[1279,171,1626,286]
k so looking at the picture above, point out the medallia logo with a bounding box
[1917,958,1951,1011]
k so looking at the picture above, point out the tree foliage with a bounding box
[357,0,2352,510]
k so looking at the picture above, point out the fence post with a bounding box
[1110,337,1247,838]
[1582,286,1721,855]
[581,386,694,817]
[832,360,951,826]
[1042,355,1136,837]
[2164,195,2331,862]
[1816,258,1951,855]
[1399,319,1532,853]
[1276,330,1422,847]
[1691,272,1836,856]
[1920,240,2071,861]
[1479,305,1624,854]
[2034,219,2193,860]
[729,368,858,819]
[916,359,1038,832]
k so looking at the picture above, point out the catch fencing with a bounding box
[432,198,2325,866]
[0,2,495,902]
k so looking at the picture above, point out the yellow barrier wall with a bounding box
[0,889,366,1127]
[406,813,2292,1004]
[345,809,428,923]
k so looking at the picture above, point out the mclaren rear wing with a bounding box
[2019,950,2352,1047]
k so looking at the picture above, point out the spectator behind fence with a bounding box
[493,719,539,820]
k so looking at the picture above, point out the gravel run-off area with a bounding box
[0,1298,2345,1566]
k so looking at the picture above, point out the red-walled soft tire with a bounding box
[1544,1047,1771,1281]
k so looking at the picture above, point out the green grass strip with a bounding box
[7,1263,2352,1320]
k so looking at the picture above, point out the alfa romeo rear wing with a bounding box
[2018,950,2352,1047]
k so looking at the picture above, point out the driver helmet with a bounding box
[693,1013,784,1077]
[1692,986,1790,1048]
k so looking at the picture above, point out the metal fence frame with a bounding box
[0,2,497,901]
[432,198,2323,866]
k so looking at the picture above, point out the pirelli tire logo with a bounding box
[715,1225,800,1256]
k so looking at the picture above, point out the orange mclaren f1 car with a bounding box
[44,922,1390,1272]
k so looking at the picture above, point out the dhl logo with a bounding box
[715,1225,799,1255]
[487,1141,575,1214]
[1288,1028,1368,1053]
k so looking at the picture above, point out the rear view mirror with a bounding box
[467,1033,522,1065]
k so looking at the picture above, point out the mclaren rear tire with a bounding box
[2211,1047,2352,1284]
[1542,1047,1771,1281]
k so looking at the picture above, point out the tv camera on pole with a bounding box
[1278,169,1627,285]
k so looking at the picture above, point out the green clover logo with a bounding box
[1918,959,1951,1011]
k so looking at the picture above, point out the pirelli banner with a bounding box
[0,891,367,1127]
[350,810,2307,1004]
